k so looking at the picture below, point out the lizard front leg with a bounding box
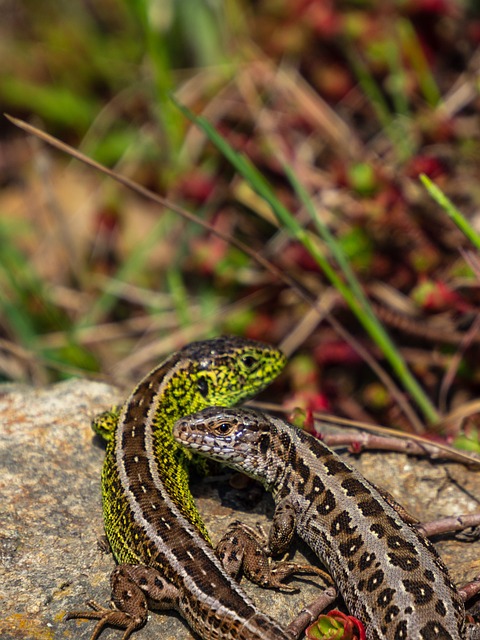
[91,406,121,442]
[65,564,179,640]
[216,507,332,592]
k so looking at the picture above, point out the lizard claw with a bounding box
[65,600,145,640]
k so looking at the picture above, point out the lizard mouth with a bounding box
[173,425,247,464]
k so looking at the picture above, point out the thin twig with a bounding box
[458,577,480,603]
[252,401,480,468]
[4,115,311,308]
[286,588,338,639]
[417,513,480,538]
[319,431,480,467]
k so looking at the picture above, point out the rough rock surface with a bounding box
[1,379,479,640]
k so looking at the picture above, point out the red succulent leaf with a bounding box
[306,609,366,640]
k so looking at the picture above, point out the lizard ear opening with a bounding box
[197,377,209,397]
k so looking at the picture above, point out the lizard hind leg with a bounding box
[65,598,143,640]
[65,564,179,640]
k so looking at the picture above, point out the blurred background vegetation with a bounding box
[2,0,480,447]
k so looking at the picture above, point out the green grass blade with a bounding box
[173,96,439,424]
[123,0,183,165]
[420,174,480,251]
[167,265,190,328]
[344,44,414,160]
[285,166,438,423]
[398,19,441,108]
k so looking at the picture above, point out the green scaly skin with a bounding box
[95,336,286,559]
[92,407,119,441]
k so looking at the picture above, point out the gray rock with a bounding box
[1,380,479,639]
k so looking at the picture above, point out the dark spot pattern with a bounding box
[338,535,364,558]
[295,456,312,488]
[387,536,418,554]
[330,511,357,537]
[420,621,453,639]
[196,377,209,397]
[358,497,385,517]
[385,515,403,531]
[366,569,384,592]
[341,477,370,497]
[388,552,420,572]
[370,522,386,538]
[316,489,336,515]
[377,587,396,608]
[259,433,270,455]
[384,605,400,623]
[324,456,348,476]
[305,475,325,502]
[358,551,376,571]
[286,439,297,464]
[228,550,239,563]
[394,620,408,639]
[402,579,434,605]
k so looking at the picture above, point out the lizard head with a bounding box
[179,336,286,408]
[173,406,271,478]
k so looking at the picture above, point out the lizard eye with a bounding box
[197,377,209,397]
[242,355,257,368]
[217,423,230,435]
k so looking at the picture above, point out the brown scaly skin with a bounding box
[66,337,323,640]
[174,406,480,640]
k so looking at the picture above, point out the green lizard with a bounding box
[66,336,325,640]
[100,336,285,547]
